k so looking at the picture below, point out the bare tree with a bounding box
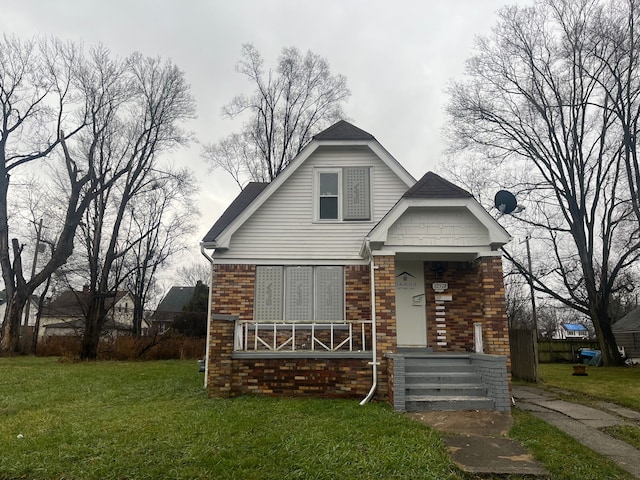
[73,50,195,359]
[203,44,350,188]
[123,169,198,337]
[175,261,210,286]
[0,36,118,353]
[446,0,640,365]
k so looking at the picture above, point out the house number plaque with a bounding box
[432,282,448,292]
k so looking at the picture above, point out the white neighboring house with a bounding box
[555,322,589,340]
[39,288,136,339]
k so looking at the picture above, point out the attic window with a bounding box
[319,172,339,220]
[315,167,371,221]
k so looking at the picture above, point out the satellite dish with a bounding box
[494,190,522,214]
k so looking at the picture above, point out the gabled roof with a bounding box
[152,286,195,319]
[41,289,130,317]
[313,120,375,141]
[403,172,473,199]
[613,308,640,332]
[202,182,269,244]
[365,171,511,253]
[201,120,415,249]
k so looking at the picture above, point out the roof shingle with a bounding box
[202,182,269,243]
[312,120,375,141]
[403,172,473,199]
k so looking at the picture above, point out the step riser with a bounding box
[405,374,481,385]
[405,364,476,373]
[407,386,487,397]
[406,399,495,411]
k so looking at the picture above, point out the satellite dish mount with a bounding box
[494,190,524,215]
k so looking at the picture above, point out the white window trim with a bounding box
[314,168,342,222]
[313,167,373,222]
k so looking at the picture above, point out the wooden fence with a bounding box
[537,339,599,363]
[509,329,539,382]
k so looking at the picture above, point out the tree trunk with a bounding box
[0,296,25,353]
[593,304,624,366]
[80,295,106,360]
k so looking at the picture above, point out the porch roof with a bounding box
[363,172,511,258]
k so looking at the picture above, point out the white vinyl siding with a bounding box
[386,208,490,247]
[254,265,344,321]
[216,146,410,261]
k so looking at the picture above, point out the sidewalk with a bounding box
[513,385,640,479]
[410,410,548,477]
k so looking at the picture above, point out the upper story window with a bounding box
[315,167,371,221]
[319,172,339,220]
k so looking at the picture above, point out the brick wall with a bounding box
[477,256,510,360]
[373,255,397,399]
[212,264,256,320]
[208,263,378,400]
[425,261,481,352]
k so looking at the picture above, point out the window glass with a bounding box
[319,172,339,220]
[319,197,338,219]
[319,172,338,195]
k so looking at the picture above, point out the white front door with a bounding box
[395,260,427,348]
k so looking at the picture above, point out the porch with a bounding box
[387,350,510,412]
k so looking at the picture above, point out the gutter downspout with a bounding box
[360,238,379,405]
[200,244,215,389]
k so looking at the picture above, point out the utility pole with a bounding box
[524,234,540,382]
[21,219,43,352]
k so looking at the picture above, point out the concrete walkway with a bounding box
[410,410,548,477]
[513,385,640,479]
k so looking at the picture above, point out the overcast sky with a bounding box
[1,0,530,272]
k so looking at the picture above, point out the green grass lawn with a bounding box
[537,363,640,410]
[0,357,460,480]
[1,357,637,480]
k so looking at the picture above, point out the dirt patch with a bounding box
[407,410,514,437]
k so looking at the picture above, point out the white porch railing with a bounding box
[235,320,373,353]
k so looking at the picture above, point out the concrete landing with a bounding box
[409,411,548,477]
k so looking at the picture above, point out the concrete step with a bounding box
[405,372,482,385]
[406,383,488,397]
[405,395,495,412]
[405,363,476,374]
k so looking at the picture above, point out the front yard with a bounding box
[0,357,457,480]
[1,357,636,479]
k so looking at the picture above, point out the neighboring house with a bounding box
[39,288,136,339]
[151,285,196,333]
[557,322,589,340]
[201,120,513,412]
[612,308,640,362]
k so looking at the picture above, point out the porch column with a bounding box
[207,315,236,397]
[477,255,511,363]
[373,255,397,399]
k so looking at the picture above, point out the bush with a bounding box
[36,334,205,360]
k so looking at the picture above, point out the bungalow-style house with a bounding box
[151,285,197,334]
[39,288,137,339]
[201,120,512,412]
[557,322,589,340]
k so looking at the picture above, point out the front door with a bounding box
[395,260,427,348]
